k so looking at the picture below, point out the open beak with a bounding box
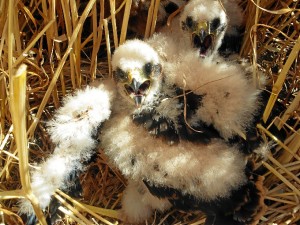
[124,78,151,107]
[191,21,215,57]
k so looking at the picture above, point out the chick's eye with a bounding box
[164,2,179,14]
[144,63,153,76]
[114,68,127,81]
[211,17,220,30]
[186,16,193,29]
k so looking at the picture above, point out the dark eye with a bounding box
[144,63,153,76]
[164,2,179,14]
[211,17,220,30]
[114,68,127,81]
[186,16,193,29]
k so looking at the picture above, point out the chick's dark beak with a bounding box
[124,78,151,107]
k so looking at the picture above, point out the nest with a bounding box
[0,0,299,224]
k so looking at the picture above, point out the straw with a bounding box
[150,0,161,36]
[119,0,132,45]
[8,64,47,224]
[263,36,300,122]
[110,0,119,48]
[27,0,97,137]
[144,0,155,38]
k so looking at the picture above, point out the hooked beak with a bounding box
[191,22,214,57]
[124,78,151,107]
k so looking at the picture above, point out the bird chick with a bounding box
[156,0,244,58]
[18,39,266,225]
[105,39,266,224]
[180,0,228,57]
[147,32,264,145]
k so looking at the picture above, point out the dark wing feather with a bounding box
[218,32,244,57]
[176,89,222,144]
[179,88,266,155]
[132,110,180,145]
[143,180,201,211]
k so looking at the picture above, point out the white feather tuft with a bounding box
[254,142,272,160]
[48,83,115,145]
[18,199,34,215]
[18,81,116,215]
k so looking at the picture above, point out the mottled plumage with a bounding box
[18,39,266,225]
[105,39,266,224]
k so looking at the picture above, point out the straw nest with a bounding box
[0,0,299,224]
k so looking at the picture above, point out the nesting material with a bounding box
[0,0,299,225]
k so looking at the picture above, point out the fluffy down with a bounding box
[221,0,244,35]
[100,93,250,223]
[147,12,194,61]
[164,51,263,139]
[148,32,263,139]
[106,39,266,224]
[18,82,115,215]
[148,13,266,147]
[101,96,248,200]
[112,39,161,72]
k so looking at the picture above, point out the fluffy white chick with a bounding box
[179,0,228,57]
[147,33,264,148]
[181,0,244,57]
[18,39,266,225]
[102,39,266,224]
[152,0,244,58]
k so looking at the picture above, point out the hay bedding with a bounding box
[0,0,299,224]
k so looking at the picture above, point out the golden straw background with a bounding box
[0,0,299,224]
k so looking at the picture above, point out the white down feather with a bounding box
[18,81,116,215]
